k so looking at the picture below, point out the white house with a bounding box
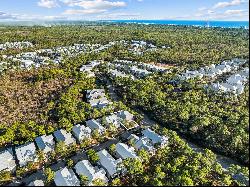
[134,137,155,152]
[86,119,105,134]
[103,114,121,129]
[15,142,38,167]
[35,134,55,154]
[127,134,140,143]
[72,124,92,142]
[142,128,168,147]
[97,149,122,178]
[28,180,45,186]
[89,97,110,108]
[116,111,134,122]
[74,160,108,186]
[115,143,137,160]
[86,89,106,100]
[227,74,246,85]
[53,129,76,146]
[0,148,16,172]
[54,167,80,186]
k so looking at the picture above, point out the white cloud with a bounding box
[96,12,141,19]
[60,0,126,9]
[213,0,248,9]
[61,0,127,15]
[63,8,106,14]
[38,0,59,8]
[224,9,248,15]
[0,11,17,19]
[198,7,207,11]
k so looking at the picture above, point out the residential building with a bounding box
[53,129,76,146]
[86,119,105,134]
[97,149,122,178]
[0,148,16,172]
[15,142,37,167]
[74,160,108,186]
[35,134,55,154]
[142,128,168,147]
[72,124,92,142]
[54,167,80,186]
[115,143,137,160]
[28,180,44,186]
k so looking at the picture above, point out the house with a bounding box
[216,64,231,73]
[28,180,45,186]
[127,134,140,144]
[86,89,106,99]
[54,167,80,186]
[74,160,108,186]
[134,137,155,153]
[89,97,110,108]
[86,119,105,134]
[53,129,76,146]
[115,143,137,160]
[72,124,92,142]
[0,148,16,172]
[109,69,133,79]
[142,128,168,147]
[103,114,121,128]
[97,149,122,178]
[35,134,55,154]
[117,111,134,122]
[15,142,38,167]
[86,89,110,108]
[227,74,246,85]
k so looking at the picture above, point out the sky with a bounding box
[0,0,249,21]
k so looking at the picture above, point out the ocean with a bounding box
[106,20,249,28]
[0,20,248,28]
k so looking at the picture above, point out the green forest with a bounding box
[0,24,249,186]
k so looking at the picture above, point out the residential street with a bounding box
[105,80,244,171]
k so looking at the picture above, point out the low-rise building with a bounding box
[86,89,110,108]
[97,149,122,178]
[142,128,168,147]
[28,180,45,186]
[86,119,105,134]
[0,148,16,172]
[53,129,76,146]
[117,111,134,122]
[115,143,137,160]
[74,160,108,186]
[35,134,55,154]
[72,124,92,142]
[134,137,155,152]
[15,142,37,167]
[86,89,106,100]
[104,114,121,129]
[54,167,80,186]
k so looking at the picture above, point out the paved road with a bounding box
[8,128,136,186]
[105,80,244,171]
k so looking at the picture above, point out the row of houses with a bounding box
[51,127,168,186]
[113,59,167,73]
[0,110,137,174]
[0,41,33,51]
[1,42,117,71]
[106,61,152,79]
[209,67,249,95]
[178,58,247,80]
[108,69,135,80]
[80,60,102,77]
[86,89,112,109]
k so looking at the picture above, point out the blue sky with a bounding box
[0,0,249,21]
